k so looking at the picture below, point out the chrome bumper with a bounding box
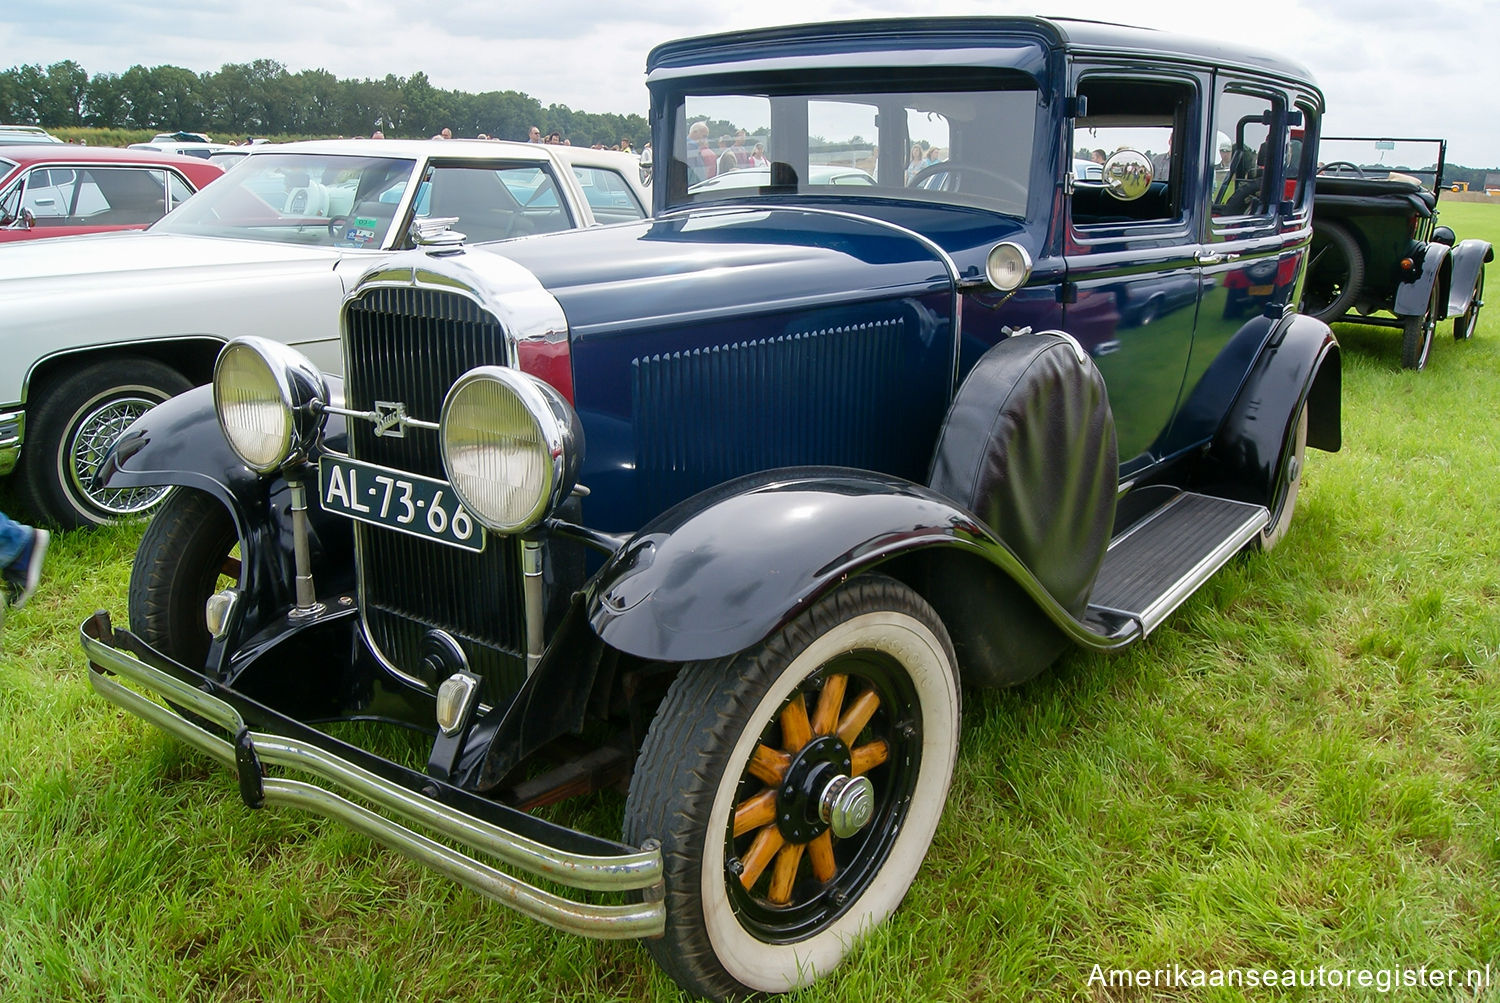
[0,409,21,476]
[80,614,664,940]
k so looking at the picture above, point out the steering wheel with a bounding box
[327,215,348,239]
[907,162,1028,208]
[1319,161,1365,177]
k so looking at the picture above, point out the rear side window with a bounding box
[571,166,646,222]
[1210,88,1278,220]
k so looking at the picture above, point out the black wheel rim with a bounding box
[723,651,922,944]
[1303,237,1349,316]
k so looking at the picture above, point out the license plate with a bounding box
[318,455,484,552]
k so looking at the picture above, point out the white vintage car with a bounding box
[0,138,648,527]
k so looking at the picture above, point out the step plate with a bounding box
[1088,492,1268,636]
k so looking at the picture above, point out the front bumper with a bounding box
[80,612,664,940]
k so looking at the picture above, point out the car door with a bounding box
[1062,68,1208,476]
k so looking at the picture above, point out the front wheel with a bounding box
[17,358,192,527]
[1401,280,1442,371]
[129,488,240,667]
[1454,269,1484,341]
[624,575,960,1000]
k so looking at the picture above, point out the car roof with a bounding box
[0,144,228,175]
[244,137,643,172]
[648,16,1320,97]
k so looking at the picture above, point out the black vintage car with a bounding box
[82,17,1340,1000]
[1301,136,1491,369]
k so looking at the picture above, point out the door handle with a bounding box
[1195,249,1240,265]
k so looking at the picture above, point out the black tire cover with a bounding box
[927,332,1117,616]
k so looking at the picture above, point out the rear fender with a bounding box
[1195,313,1340,509]
[584,467,1139,682]
[100,382,353,636]
[1446,238,1493,316]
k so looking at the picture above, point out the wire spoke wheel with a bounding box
[69,394,173,516]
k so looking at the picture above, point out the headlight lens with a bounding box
[440,367,582,534]
[213,337,327,473]
[985,241,1032,293]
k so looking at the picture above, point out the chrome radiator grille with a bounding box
[343,287,526,701]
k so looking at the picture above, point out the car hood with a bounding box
[0,231,344,284]
[474,206,973,335]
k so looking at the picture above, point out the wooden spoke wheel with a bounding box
[625,575,960,999]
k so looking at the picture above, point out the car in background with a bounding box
[0,138,649,528]
[0,145,223,243]
[1300,136,1492,369]
[151,131,213,145]
[0,125,62,145]
[128,140,231,160]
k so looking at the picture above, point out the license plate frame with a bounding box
[318,455,485,553]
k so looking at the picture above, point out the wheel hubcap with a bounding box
[69,395,170,515]
[818,774,875,838]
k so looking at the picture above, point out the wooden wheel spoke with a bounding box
[220,555,242,580]
[850,739,889,776]
[733,789,777,838]
[768,841,806,905]
[810,673,847,737]
[779,692,812,752]
[739,825,784,890]
[836,688,881,747]
[748,744,790,786]
[808,830,836,883]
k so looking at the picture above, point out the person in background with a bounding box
[0,511,48,609]
[371,130,385,140]
[528,125,542,142]
[906,143,925,183]
[750,142,768,167]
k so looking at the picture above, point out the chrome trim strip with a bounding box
[82,628,664,940]
[0,409,22,476]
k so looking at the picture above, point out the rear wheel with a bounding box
[1401,280,1442,371]
[1255,406,1307,552]
[1301,221,1363,323]
[17,359,191,528]
[625,575,960,999]
[129,488,240,667]
[1454,269,1483,341]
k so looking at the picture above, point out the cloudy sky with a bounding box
[5,0,1497,165]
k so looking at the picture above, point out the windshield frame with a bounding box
[656,66,1043,220]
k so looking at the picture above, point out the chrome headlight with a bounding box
[213,337,328,473]
[985,241,1032,293]
[439,367,582,534]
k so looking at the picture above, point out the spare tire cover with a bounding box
[928,332,1117,616]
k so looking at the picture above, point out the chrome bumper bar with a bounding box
[81,616,664,940]
[0,409,22,476]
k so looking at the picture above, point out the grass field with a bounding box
[2,203,1498,1002]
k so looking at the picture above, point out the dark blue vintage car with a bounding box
[83,16,1340,1000]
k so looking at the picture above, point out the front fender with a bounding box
[584,467,1138,668]
[1394,242,1450,317]
[101,381,352,632]
[1446,238,1493,316]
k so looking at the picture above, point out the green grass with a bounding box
[3,203,1500,1001]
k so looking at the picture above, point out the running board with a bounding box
[1087,492,1268,637]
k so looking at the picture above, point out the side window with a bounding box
[1072,77,1193,226]
[571,165,646,222]
[24,167,76,217]
[424,164,571,244]
[167,173,195,209]
[1210,88,1277,219]
[1282,103,1317,211]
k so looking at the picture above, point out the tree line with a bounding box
[0,59,649,149]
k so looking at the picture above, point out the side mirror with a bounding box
[1103,150,1154,202]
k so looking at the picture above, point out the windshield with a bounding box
[1316,137,1444,192]
[663,73,1038,217]
[151,152,417,247]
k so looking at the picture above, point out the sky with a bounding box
[4,0,1497,166]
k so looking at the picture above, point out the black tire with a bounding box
[129,488,240,667]
[17,358,192,528]
[1401,280,1442,371]
[1301,221,1364,323]
[624,575,960,1000]
[1254,406,1307,552]
[1454,269,1483,341]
